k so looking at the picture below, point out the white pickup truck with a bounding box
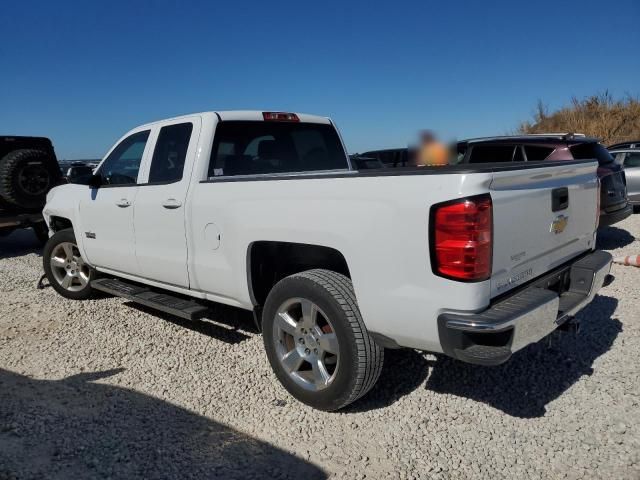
[42,111,613,410]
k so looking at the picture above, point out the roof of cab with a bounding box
[137,111,332,128]
[216,111,331,124]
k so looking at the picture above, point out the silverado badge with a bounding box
[550,215,568,234]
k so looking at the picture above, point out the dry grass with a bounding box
[518,92,640,145]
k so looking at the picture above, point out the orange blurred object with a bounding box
[416,131,448,166]
[613,255,640,267]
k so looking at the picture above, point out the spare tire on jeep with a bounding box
[0,149,60,209]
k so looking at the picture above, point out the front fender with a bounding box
[43,184,92,265]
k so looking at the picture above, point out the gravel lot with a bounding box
[1,216,639,479]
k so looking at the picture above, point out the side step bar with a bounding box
[91,278,208,321]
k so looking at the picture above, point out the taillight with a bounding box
[430,194,493,281]
[262,112,299,122]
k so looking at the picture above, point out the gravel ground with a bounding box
[1,216,639,479]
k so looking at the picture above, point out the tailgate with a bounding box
[489,161,599,297]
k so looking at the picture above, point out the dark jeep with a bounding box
[0,136,63,244]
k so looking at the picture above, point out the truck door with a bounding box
[133,117,200,288]
[80,129,151,275]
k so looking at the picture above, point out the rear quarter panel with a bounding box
[188,172,496,352]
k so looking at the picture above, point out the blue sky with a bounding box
[1,0,639,159]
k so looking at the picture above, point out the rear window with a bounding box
[467,145,515,163]
[209,121,348,177]
[569,142,614,165]
[524,145,554,161]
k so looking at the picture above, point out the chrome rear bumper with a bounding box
[438,250,613,365]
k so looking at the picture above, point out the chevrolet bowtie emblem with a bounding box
[550,215,569,234]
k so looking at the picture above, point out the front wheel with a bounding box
[43,228,96,300]
[262,269,383,411]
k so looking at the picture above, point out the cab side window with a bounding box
[98,131,150,186]
[148,123,194,183]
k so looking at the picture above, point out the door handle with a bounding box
[162,198,182,209]
[116,199,131,208]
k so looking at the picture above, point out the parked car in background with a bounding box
[608,141,640,211]
[456,135,631,227]
[42,111,611,411]
[348,154,385,170]
[0,136,63,244]
[63,162,95,184]
[358,148,410,168]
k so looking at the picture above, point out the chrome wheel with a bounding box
[49,242,90,292]
[273,298,339,392]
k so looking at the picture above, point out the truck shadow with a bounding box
[0,228,42,259]
[345,348,431,412]
[425,295,621,418]
[126,302,256,345]
[596,225,636,250]
[0,368,326,480]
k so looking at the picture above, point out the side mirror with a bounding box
[88,174,103,189]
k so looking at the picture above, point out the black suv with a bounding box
[0,136,62,243]
[456,135,631,227]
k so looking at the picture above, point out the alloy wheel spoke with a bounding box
[318,333,339,355]
[61,274,73,289]
[300,299,318,328]
[62,243,74,260]
[77,272,89,287]
[281,349,304,373]
[50,256,66,268]
[311,358,330,386]
[276,312,297,336]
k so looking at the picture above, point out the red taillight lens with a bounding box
[262,112,300,122]
[431,194,493,281]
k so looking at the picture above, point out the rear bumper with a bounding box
[438,250,612,366]
[599,203,632,227]
[0,212,44,230]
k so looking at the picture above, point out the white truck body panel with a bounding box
[489,163,598,297]
[43,111,602,353]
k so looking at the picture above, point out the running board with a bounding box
[91,278,208,321]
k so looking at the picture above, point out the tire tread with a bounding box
[0,149,58,208]
[289,269,384,409]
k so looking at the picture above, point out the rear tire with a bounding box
[0,149,60,209]
[43,229,96,300]
[262,269,383,411]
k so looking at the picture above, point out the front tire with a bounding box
[262,269,383,411]
[43,229,96,300]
